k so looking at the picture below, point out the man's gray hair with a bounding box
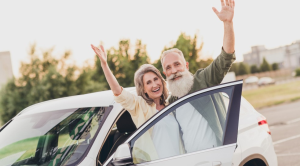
[134,64,168,106]
[160,48,186,70]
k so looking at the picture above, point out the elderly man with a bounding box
[161,0,236,153]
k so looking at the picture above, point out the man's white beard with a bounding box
[167,70,194,98]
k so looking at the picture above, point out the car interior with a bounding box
[97,92,231,165]
[98,110,137,164]
[64,118,92,165]
[11,114,94,166]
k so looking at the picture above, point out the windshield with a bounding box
[0,106,111,166]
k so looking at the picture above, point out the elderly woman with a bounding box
[91,45,184,162]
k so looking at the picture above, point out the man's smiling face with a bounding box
[162,52,194,97]
[162,52,189,80]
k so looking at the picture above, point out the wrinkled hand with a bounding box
[212,0,235,23]
[91,44,107,65]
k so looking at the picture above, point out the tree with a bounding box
[0,34,218,123]
[229,62,250,76]
[92,39,150,88]
[154,33,210,75]
[238,62,250,75]
[295,68,300,77]
[0,78,25,123]
[229,62,239,75]
[260,58,271,72]
[152,59,164,76]
[75,67,106,94]
[170,33,204,74]
[271,63,279,71]
[131,40,150,70]
[0,44,106,123]
[250,65,260,73]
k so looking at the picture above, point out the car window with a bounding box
[98,110,137,164]
[221,92,230,112]
[0,107,111,166]
[130,87,233,164]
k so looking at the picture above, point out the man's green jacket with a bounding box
[168,48,236,145]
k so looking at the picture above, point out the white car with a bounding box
[0,81,277,166]
[257,77,275,86]
[244,76,259,84]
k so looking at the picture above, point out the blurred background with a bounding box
[0,0,300,165]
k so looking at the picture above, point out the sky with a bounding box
[1,0,300,77]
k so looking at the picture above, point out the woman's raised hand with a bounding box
[90,44,122,95]
[91,44,107,65]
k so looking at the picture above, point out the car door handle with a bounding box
[212,161,222,166]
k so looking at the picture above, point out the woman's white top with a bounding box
[151,110,181,159]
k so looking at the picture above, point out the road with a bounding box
[258,100,300,166]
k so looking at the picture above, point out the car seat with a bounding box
[107,111,137,157]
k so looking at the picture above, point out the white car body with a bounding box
[233,96,277,166]
[0,81,277,166]
[244,76,259,84]
[257,77,275,86]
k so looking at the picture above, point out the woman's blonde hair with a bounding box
[134,64,168,106]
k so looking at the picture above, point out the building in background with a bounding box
[0,51,13,88]
[243,40,300,69]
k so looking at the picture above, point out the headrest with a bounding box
[116,111,137,133]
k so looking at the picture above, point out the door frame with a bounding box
[103,80,243,166]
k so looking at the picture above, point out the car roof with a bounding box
[17,87,136,117]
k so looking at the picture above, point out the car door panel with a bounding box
[103,81,243,166]
[135,144,236,166]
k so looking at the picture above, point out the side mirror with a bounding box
[112,143,133,166]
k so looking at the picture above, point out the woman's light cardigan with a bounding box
[114,89,184,163]
[114,88,157,129]
[114,88,159,163]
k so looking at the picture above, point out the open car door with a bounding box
[104,80,243,166]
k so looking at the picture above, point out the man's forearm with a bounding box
[223,22,235,54]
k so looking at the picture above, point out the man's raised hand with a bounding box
[91,44,107,65]
[212,0,235,23]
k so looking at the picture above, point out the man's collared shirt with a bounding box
[176,102,217,153]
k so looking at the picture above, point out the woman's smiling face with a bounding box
[143,72,163,101]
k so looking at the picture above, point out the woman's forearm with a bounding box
[91,44,122,95]
[101,62,122,95]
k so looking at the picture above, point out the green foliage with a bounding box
[250,65,260,73]
[0,44,106,123]
[0,79,25,123]
[229,63,239,75]
[154,33,210,75]
[295,68,300,77]
[92,39,150,88]
[152,60,163,77]
[238,62,250,75]
[230,62,249,76]
[0,33,211,123]
[76,67,106,94]
[260,58,271,72]
[171,33,202,74]
[271,63,279,71]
